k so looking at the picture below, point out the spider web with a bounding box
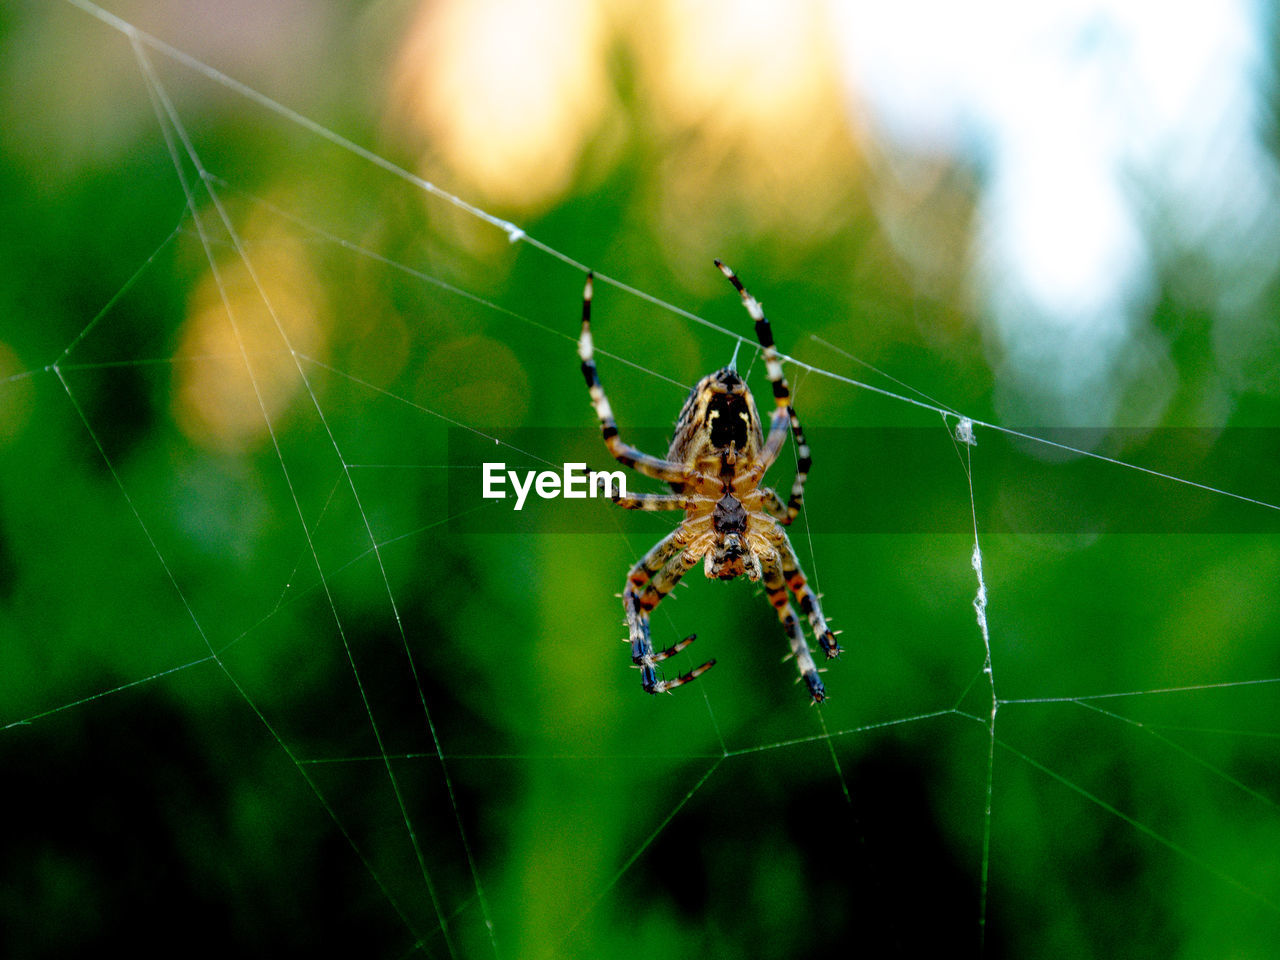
[5,3,1280,957]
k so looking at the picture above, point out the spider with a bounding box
[578,259,841,703]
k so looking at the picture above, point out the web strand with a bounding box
[788,366,852,805]
[51,341,430,945]
[949,419,999,951]
[992,730,1280,913]
[131,35,468,954]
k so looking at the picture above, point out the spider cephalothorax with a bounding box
[578,260,841,702]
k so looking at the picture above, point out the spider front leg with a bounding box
[579,272,691,485]
[623,528,716,694]
[715,260,812,524]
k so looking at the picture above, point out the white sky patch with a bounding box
[828,0,1280,425]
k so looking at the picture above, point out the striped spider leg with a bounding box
[579,272,691,486]
[580,273,716,692]
[716,260,840,661]
[621,522,718,694]
[715,258,813,525]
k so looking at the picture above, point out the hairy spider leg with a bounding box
[623,529,684,670]
[761,553,826,702]
[580,272,690,485]
[714,260,813,525]
[635,546,717,693]
[776,408,813,526]
[623,528,717,694]
[650,633,698,662]
[773,530,841,659]
[595,473,691,511]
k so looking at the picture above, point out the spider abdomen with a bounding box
[668,369,765,471]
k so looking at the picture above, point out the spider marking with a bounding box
[579,261,841,702]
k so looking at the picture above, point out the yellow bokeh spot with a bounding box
[637,0,838,138]
[392,0,610,211]
[630,0,863,266]
[171,217,326,454]
[387,0,864,260]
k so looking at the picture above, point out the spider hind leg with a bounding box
[764,525,841,661]
[652,633,697,661]
[642,656,718,695]
[762,555,826,702]
[623,532,716,695]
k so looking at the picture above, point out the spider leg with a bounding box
[624,531,715,694]
[760,552,825,702]
[715,260,812,524]
[774,409,812,527]
[622,533,681,683]
[599,476,691,511]
[651,633,697,661]
[580,272,691,485]
[772,529,841,659]
[760,487,788,521]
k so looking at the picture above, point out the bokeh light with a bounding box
[172,214,326,453]
[391,0,610,212]
[831,0,1280,425]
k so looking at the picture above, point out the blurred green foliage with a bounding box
[3,2,1280,958]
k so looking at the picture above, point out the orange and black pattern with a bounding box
[579,261,841,702]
